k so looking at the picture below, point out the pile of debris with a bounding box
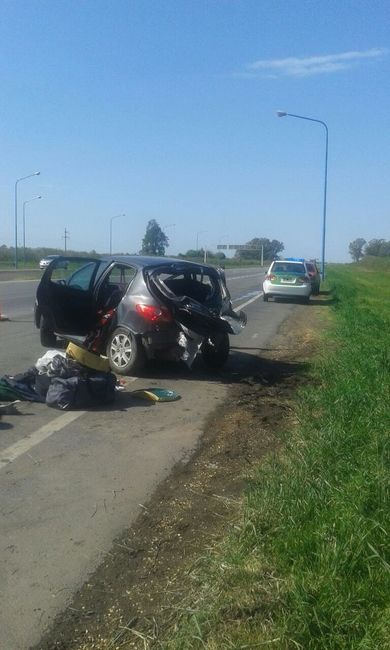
[0,343,116,410]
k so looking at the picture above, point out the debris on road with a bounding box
[131,388,181,402]
[0,304,9,321]
[66,341,111,372]
[0,400,21,415]
[0,346,116,410]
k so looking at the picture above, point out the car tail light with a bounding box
[296,275,310,284]
[136,303,172,323]
[265,274,276,281]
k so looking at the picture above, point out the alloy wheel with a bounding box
[109,331,133,369]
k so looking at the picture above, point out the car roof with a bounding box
[272,259,306,265]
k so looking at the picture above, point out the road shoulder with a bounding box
[34,298,329,650]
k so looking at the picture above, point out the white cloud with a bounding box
[245,48,388,78]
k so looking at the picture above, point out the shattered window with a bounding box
[159,272,216,301]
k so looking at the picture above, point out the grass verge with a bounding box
[159,263,390,649]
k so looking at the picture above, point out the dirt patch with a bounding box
[34,301,327,650]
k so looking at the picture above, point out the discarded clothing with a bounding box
[0,378,23,402]
[46,372,117,410]
[0,369,45,402]
[1,350,117,410]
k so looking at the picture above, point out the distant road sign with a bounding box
[217,244,263,251]
[229,244,262,250]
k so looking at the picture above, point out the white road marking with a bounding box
[252,333,259,339]
[0,411,85,467]
[235,291,263,311]
[0,376,140,467]
[0,279,40,284]
[228,273,262,281]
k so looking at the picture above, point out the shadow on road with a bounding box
[131,348,309,390]
[0,421,13,430]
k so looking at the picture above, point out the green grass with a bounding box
[158,261,390,649]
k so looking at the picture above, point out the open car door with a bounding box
[36,257,105,335]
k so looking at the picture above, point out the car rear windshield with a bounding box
[160,271,216,301]
[272,262,305,274]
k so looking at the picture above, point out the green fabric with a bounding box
[0,379,21,401]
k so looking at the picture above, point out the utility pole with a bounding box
[63,228,70,252]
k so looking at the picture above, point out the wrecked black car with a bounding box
[35,255,246,375]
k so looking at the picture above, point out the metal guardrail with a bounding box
[0,269,42,281]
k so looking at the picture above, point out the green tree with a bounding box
[234,237,284,261]
[365,238,390,257]
[349,238,366,262]
[141,220,169,256]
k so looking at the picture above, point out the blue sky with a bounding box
[0,0,389,262]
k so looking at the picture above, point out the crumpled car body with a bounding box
[35,255,246,374]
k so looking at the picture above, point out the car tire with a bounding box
[263,293,269,302]
[107,327,145,375]
[201,332,230,369]
[40,317,57,347]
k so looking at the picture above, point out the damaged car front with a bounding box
[35,256,246,375]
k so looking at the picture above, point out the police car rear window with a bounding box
[272,262,305,274]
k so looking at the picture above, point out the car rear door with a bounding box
[36,257,105,335]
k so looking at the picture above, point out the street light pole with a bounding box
[23,195,42,263]
[14,171,40,268]
[196,230,207,253]
[277,111,328,281]
[109,213,125,255]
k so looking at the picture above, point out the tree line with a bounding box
[141,221,284,261]
[349,238,390,262]
[1,218,285,264]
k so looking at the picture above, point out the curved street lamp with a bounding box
[14,171,40,268]
[109,213,125,255]
[277,111,328,280]
[23,195,42,263]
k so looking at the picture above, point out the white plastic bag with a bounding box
[35,349,66,373]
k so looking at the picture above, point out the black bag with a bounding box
[46,372,116,410]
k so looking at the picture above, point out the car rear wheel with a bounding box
[201,332,230,369]
[107,327,145,375]
[40,317,57,347]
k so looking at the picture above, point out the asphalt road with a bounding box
[0,268,299,649]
